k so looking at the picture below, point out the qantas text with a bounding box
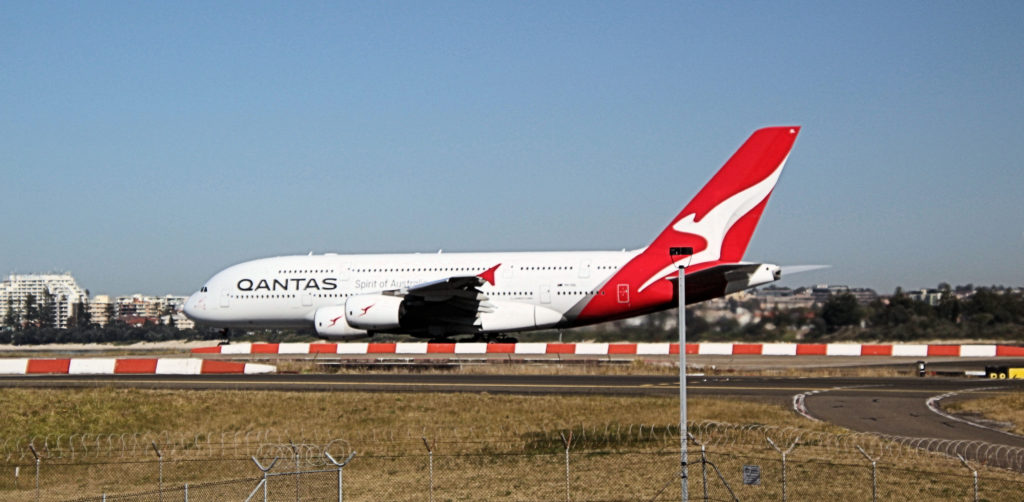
[237,278,338,291]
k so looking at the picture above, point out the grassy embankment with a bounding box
[943,392,1024,435]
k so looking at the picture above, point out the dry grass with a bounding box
[943,392,1024,435]
[0,387,831,441]
[1,388,1022,501]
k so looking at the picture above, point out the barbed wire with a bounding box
[3,422,1023,471]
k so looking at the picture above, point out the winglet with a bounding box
[477,264,501,286]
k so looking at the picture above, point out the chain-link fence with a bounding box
[2,422,1022,501]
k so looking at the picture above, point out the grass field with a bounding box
[1,387,1022,501]
[0,387,834,440]
[943,391,1024,435]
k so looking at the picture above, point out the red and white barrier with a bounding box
[192,342,1024,357]
[0,358,275,375]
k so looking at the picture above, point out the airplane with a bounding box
[183,126,800,342]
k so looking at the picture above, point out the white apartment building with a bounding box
[0,274,88,329]
[115,294,188,319]
[88,295,114,327]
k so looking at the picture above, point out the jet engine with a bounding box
[344,294,405,330]
[313,306,368,338]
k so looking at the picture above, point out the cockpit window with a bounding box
[200,286,208,293]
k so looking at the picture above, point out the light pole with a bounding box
[670,246,693,501]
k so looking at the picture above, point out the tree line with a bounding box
[3,286,1024,345]
[524,285,1024,343]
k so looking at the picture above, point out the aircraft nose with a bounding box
[182,292,205,321]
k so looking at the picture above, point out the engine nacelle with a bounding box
[345,294,404,330]
[313,306,368,339]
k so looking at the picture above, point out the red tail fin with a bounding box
[644,126,799,276]
[578,126,800,322]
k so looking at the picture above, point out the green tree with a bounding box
[71,298,92,328]
[23,294,39,326]
[3,297,18,327]
[820,293,863,332]
[38,289,56,329]
[104,303,115,327]
[935,284,961,323]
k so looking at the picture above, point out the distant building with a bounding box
[88,295,114,327]
[811,285,878,305]
[905,289,943,306]
[0,274,88,329]
[115,295,192,328]
[753,286,815,310]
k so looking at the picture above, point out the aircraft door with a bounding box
[579,260,592,279]
[302,292,313,307]
[219,289,230,308]
[616,284,630,304]
[539,284,551,304]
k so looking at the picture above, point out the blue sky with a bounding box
[2,2,1022,296]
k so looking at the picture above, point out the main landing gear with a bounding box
[216,328,232,345]
[463,333,518,344]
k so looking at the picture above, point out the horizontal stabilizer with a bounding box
[779,265,830,276]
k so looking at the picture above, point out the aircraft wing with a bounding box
[404,276,488,301]
[390,275,494,336]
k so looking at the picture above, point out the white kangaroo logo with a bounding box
[637,155,788,293]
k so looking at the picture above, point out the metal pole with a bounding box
[680,265,687,502]
[856,446,877,502]
[325,450,356,502]
[29,444,40,502]
[152,441,163,502]
[560,431,573,502]
[251,457,279,502]
[957,454,978,502]
[422,437,434,502]
[184,483,189,502]
[701,444,708,502]
[766,436,800,502]
[290,442,301,502]
[671,247,691,502]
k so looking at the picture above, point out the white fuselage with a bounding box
[183,249,643,337]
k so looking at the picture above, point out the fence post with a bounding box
[251,456,279,502]
[560,431,573,502]
[766,435,800,502]
[325,450,357,502]
[422,437,434,502]
[29,443,40,502]
[956,454,978,502]
[152,441,164,502]
[855,446,877,502]
[686,433,708,502]
[184,483,188,502]
[289,441,301,502]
